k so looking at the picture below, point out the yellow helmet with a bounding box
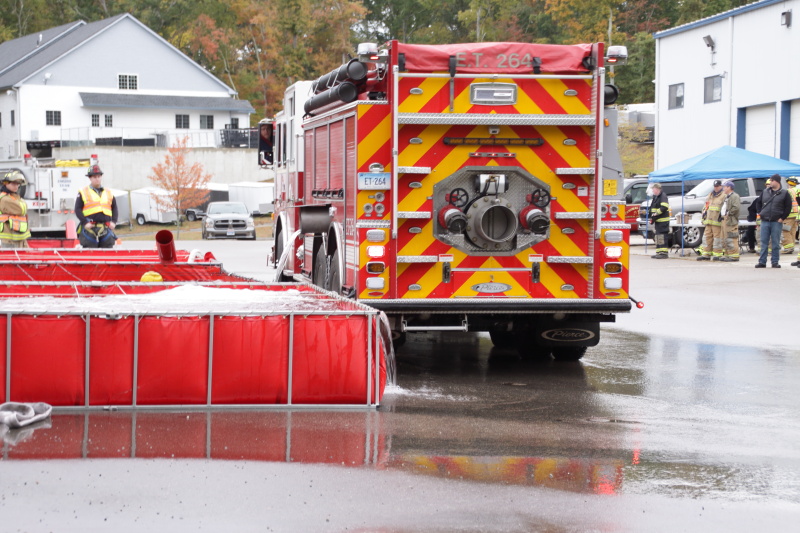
[2,170,26,186]
[765,179,772,186]
[787,176,798,186]
[140,271,163,282]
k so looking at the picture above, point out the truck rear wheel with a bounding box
[329,251,342,295]
[489,330,515,349]
[313,249,329,290]
[551,346,588,361]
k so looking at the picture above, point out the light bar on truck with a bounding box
[443,137,544,146]
[605,46,628,65]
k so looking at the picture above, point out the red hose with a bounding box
[155,230,176,264]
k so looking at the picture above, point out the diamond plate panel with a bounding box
[398,113,594,126]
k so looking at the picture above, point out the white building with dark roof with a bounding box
[654,0,800,169]
[0,13,254,160]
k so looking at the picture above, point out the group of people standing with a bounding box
[648,174,800,268]
[0,165,118,249]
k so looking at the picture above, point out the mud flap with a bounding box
[535,321,600,347]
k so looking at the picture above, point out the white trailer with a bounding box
[130,187,178,225]
[228,181,274,215]
[0,155,97,237]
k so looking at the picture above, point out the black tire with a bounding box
[551,346,588,361]
[513,331,552,359]
[329,250,342,295]
[274,229,284,266]
[489,330,516,349]
[201,229,207,240]
[313,248,329,290]
[392,331,407,347]
[136,214,146,226]
[676,226,704,248]
[187,212,197,222]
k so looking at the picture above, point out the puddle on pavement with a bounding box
[3,329,799,502]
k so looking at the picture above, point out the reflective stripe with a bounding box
[80,186,113,217]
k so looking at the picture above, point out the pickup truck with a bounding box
[625,177,702,236]
[639,176,783,248]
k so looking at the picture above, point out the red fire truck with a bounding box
[261,40,632,360]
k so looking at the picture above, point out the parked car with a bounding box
[201,201,256,240]
[639,176,782,248]
[185,208,205,221]
[624,177,704,234]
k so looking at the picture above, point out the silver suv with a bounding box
[639,177,785,248]
[201,202,256,240]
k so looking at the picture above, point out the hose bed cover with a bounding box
[396,42,594,74]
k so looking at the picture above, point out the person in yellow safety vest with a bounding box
[697,179,727,261]
[75,164,118,248]
[649,182,671,259]
[0,170,31,248]
[719,180,741,261]
[781,176,799,254]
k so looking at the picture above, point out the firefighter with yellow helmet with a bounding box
[697,179,727,261]
[782,176,799,255]
[0,170,31,248]
[75,164,118,248]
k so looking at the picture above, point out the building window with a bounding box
[200,115,214,129]
[0,112,2,128]
[46,110,61,126]
[668,83,684,110]
[176,114,189,129]
[231,117,239,129]
[105,114,113,127]
[10,110,14,126]
[704,76,722,103]
[118,74,138,90]
[92,114,99,127]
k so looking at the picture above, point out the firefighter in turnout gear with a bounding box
[697,180,726,261]
[720,180,741,261]
[0,170,30,248]
[782,176,798,255]
[75,165,118,248]
[649,182,671,259]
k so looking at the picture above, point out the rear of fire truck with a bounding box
[267,40,632,361]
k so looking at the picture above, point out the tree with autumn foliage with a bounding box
[148,137,213,237]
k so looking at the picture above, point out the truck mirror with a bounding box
[625,193,632,204]
[258,121,274,167]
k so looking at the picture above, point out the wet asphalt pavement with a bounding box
[2,236,800,532]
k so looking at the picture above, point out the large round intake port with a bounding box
[472,201,518,243]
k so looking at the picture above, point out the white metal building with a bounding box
[0,13,254,160]
[654,0,800,169]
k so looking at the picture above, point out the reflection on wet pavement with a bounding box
[3,328,800,507]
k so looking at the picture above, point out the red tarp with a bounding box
[396,42,595,74]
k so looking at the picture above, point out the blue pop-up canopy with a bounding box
[649,145,800,182]
[646,146,800,253]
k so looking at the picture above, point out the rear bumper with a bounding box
[363,298,632,314]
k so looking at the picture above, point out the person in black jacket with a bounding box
[754,174,793,268]
[745,201,758,253]
[648,182,671,259]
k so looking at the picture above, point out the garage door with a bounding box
[791,100,800,162]
[745,104,776,157]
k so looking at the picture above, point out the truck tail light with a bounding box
[366,262,385,274]
[604,278,623,290]
[604,262,623,274]
[604,246,623,259]
[604,230,623,243]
